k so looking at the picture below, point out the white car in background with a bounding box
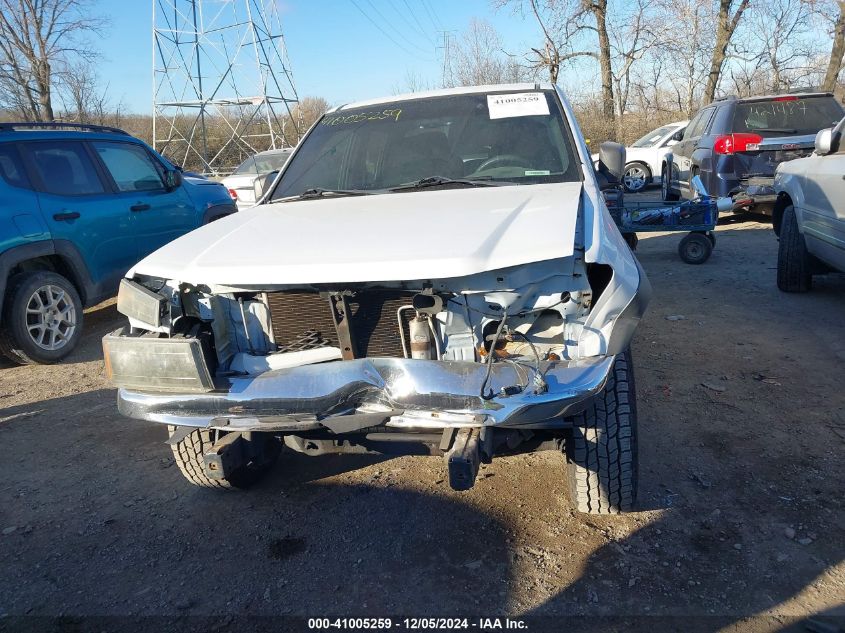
[774,117,845,292]
[593,120,688,193]
[221,148,293,209]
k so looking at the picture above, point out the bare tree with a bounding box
[651,0,714,115]
[58,60,110,122]
[820,1,845,91]
[498,0,617,136]
[0,0,104,121]
[608,0,658,120]
[702,0,751,103]
[450,19,530,86]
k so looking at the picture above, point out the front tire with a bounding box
[566,350,638,514]
[169,427,281,489]
[0,271,83,364]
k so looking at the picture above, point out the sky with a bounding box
[95,0,545,113]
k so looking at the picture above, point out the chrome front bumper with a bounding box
[117,355,615,432]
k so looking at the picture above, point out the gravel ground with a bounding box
[0,198,843,632]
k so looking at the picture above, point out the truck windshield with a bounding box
[271,89,581,200]
[733,96,844,136]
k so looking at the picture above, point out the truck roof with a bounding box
[331,82,556,113]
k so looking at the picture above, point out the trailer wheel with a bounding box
[678,232,712,264]
[566,350,638,514]
[168,427,281,489]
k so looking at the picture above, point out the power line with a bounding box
[421,0,444,33]
[393,0,437,46]
[362,0,433,56]
[348,0,434,61]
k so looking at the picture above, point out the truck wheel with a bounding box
[777,205,812,292]
[678,232,712,264]
[566,350,638,514]
[168,426,281,489]
[0,271,83,365]
[661,167,679,202]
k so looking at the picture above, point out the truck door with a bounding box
[801,152,845,271]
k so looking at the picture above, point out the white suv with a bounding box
[774,116,845,292]
[103,84,651,514]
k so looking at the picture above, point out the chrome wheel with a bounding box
[623,165,648,192]
[25,284,77,351]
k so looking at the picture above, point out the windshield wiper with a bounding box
[281,188,371,202]
[748,128,797,134]
[389,176,508,191]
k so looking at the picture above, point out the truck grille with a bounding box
[266,291,413,358]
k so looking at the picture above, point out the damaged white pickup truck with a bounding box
[103,84,651,514]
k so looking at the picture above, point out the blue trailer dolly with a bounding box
[613,197,722,264]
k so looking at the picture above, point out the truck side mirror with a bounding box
[253,170,279,201]
[598,141,626,183]
[671,129,685,142]
[815,128,833,155]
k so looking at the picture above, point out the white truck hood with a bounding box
[130,183,583,285]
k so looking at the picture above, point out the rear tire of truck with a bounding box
[168,427,281,489]
[777,205,812,293]
[566,350,638,514]
[0,271,83,365]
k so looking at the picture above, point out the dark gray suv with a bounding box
[661,92,844,215]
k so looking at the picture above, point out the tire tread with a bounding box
[567,351,638,514]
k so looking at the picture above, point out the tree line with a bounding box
[1,0,844,162]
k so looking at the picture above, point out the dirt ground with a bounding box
[0,205,843,632]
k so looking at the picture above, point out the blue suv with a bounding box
[0,122,236,364]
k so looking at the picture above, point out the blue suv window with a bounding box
[0,144,31,189]
[25,142,105,196]
[92,141,165,192]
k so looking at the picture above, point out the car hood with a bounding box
[129,182,583,285]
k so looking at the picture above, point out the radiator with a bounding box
[266,290,414,358]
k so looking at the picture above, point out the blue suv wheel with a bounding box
[0,271,83,364]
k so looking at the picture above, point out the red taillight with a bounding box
[713,133,763,155]
[773,95,798,102]
[227,188,238,201]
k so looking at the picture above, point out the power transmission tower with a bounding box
[437,30,454,88]
[152,0,300,176]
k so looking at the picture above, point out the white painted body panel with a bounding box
[130,182,582,285]
[776,152,845,272]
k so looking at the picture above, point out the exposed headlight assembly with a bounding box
[117,279,166,328]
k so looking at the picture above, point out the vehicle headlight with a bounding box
[117,279,166,328]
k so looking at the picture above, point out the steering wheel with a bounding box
[476,154,531,172]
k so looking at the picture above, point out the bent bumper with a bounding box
[117,355,615,431]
